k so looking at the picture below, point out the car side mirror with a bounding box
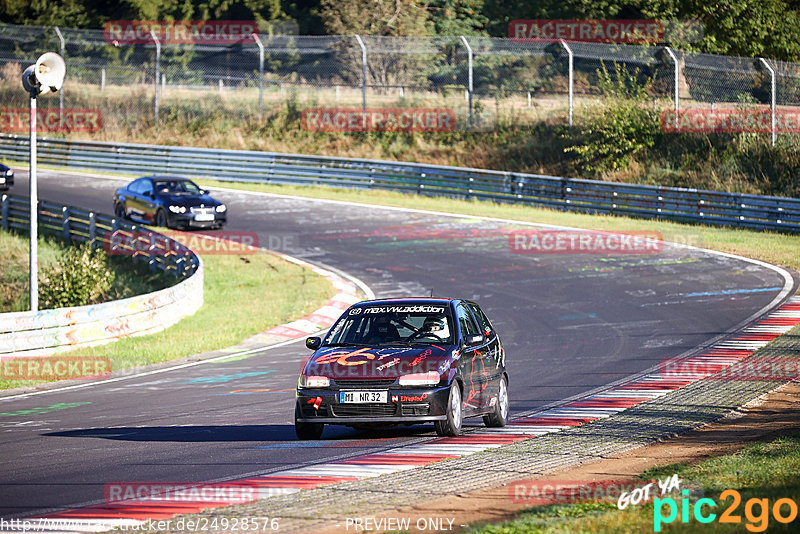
[465,334,484,347]
[306,337,322,350]
[199,189,207,195]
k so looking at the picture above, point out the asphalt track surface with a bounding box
[0,170,794,518]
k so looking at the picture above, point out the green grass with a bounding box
[0,246,336,390]
[195,180,800,272]
[0,230,65,312]
[465,434,800,533]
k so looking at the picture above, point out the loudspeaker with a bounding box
[21,52,66,95]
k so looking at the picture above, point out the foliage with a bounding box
[39,242,115,309]
[562,61,660,175]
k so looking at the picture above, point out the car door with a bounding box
[455,302,488,415]
[138,179,157,223]
[467,301,504,405]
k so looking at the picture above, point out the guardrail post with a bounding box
[88,211,96,247]
[758,58,777,147]
[54,27,65,120]
[664,46,680,115]
[150,30,161,123]
[1,195,7,231]
[559,39,573,127]
[354,35,367,111]
[61,206,70,241]
[460,36,474,123]
[252,33,265,116]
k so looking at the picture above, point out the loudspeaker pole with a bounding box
[29,91,38,312]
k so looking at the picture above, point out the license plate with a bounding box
[339,390,388,403]
[0,177,5,184]
[194,213,214,222]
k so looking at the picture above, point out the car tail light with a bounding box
[300,375,329,388]
[398,371,440,386]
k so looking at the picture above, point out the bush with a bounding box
[562,62,660,175]
[39,242,115,309]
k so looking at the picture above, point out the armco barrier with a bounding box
[1,134,798,232]
[0,194,203,356]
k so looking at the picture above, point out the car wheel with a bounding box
[435,382,463,437]
[155,209,168,228]
[114,203,126,220]
[295,405,324,440]
[483,375,509,428]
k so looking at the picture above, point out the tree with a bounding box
[319,0,431,36]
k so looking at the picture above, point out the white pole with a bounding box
[664,46,679,115]
[101,68,106,91]
[54,27,65,120]
[759,58,777,146]
[150,30,160,122]
[559,39,573,127]
[29,94,38,312]
[252,33,264,114]
[460,36,473,122]
[354,35,367,111]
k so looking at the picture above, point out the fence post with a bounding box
[150,30,161,123]
[88,212,96,248]
[1,195,7,231]
[460,36,474,123]
[758,58,777,147]
[101,68,106,91]
[61,206,70,241]
[252,33,265,116]
[559,39,573,127]
[354,35,367,111]
[54,27,65,120]
[664,46,679,115]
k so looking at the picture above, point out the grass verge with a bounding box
[197,180,800,272]
[465,434,800,533]
[0,247,336,390]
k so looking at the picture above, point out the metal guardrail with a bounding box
[0,193,203,355]
[0,134,798,232]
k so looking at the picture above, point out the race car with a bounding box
[113,176,226,230]
[295,298,508,439]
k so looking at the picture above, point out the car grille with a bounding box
[190,207,214,216]
[330,404,397,417]
[334,379,396,388]
[401,403,430,416]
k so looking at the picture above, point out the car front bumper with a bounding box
[0,172,13,189]
[167,212,226,229]
[295,384,451,424]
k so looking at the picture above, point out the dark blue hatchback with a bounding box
[113,176,226,230]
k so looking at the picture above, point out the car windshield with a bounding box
[154,180,202,196]
[325,305,454,346]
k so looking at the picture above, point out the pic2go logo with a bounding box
[654,489,799,532]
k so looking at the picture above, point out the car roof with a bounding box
[139,176,193,182]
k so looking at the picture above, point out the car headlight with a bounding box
[168,206,187,214]
[6,169,12,176]
[299,375,329,388]
[215,204,226,213]
[398,371,441,387]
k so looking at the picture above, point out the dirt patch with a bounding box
[316,381,800,533]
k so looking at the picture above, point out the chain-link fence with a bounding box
[0,22,796,141]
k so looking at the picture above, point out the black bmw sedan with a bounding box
[113,176,226,229]
[296,298,508,439]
